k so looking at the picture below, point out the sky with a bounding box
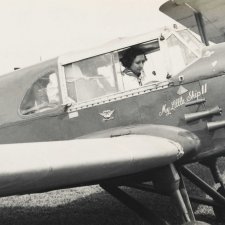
[0,0,175,75]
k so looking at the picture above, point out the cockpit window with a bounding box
[20,72,60,115]
[64,53,119,102]
[177,29,204,56]
[166,34,198,75]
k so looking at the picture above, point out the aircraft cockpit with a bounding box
[63,38,168,103]
[60,26,204,105]
[19,25,205,116]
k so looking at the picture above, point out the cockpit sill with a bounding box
[66,80,172,112]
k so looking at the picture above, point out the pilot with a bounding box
[120,47,147,90]
[33,76,50,105]
[21,75,51,114]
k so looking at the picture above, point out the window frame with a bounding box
[58,38,172,113]
[61,52,124,106]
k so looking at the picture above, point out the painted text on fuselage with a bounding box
[159,84,207,117]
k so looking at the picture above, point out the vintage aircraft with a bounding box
[0,20,225,224]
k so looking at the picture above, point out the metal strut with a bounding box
[181,165,225,207]
[128,182,195,221]
[201,158,225,190]
[194,12,209,46]
[179,173,196,221]
[151,164,194,223]
[100,184,170,225]
[104,164,197,224]
[127,183,222,207]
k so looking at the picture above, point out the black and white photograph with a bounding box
[0,0,225,224]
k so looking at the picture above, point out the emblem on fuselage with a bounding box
[99,110,115,121]
[177,85,188,96]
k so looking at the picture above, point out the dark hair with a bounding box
[120,47,146,68]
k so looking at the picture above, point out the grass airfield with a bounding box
[0,163,224,225]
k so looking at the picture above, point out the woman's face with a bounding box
[130,54,146,76]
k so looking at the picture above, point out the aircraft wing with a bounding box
[0,135,183,197]
[160,0,225,43]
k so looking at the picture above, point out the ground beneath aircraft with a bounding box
[0,163,224,225]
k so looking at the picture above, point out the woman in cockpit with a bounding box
[120,47,147,90]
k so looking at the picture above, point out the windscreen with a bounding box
[177,29,204,56]
[166,34,198,75]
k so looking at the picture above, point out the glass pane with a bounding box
[177,30,204,55]
[144,49,167,82]
[167,34,197,75]
[20,73,60,115]
[64,53,118,102]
